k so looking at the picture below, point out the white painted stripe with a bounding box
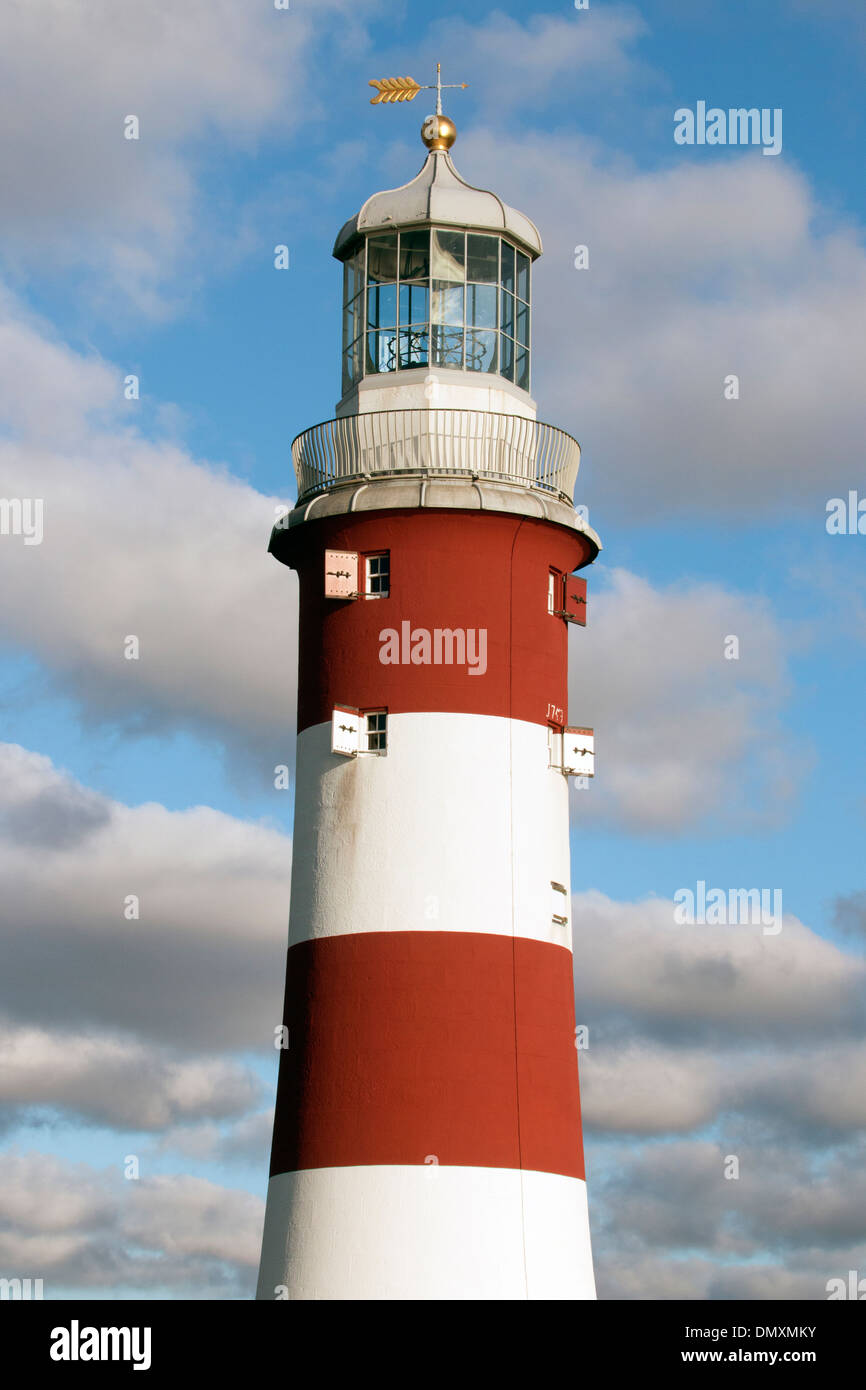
[257,1165,595,1300]
[288,713,573,947]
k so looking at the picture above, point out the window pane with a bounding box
[399,229,430,281]
[367,329,398,374]
[364,711,387,752]
[517,250,530,301]
[367,233,398,284]
[516,300,529,346]
[345,248,364,304]
[465,328,497,373]
[398,326,428,369]
[466,233,499,283]
[516,344,530,391]
[500,334,515,382]
[366,554,390,595]
[432,281,464,326]
[399,282,429,326]
[467,283,497,330]
[431,228,465,282]
[500,289,514,337]
[431,325,464,368]
[367,283,397,329]
[501,242,515,295]
[342,335,362,391]
[343,293,362,349]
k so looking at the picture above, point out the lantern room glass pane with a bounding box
[344,248,364,304]
[431,325,464,368]
[466,233,499,283]
[500,334,515,382]
[501,243,515,296]
[399,326,428,369]
[500,289,514,337]
[516,250,530,301]
[367,283,397,330]
[342,334,363,392]
[431,229,465,282]
[399,282,429,326]
[342,299,356,352]
[367,328,398,374]
[516,344,529,390]
[515,300,529,346]
[432,282,463,326]
[467,282,497,331]
[466,329,497,373]
[368,233,398,284]
[399,229,430,281]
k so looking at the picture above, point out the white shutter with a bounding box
[563,727,594,777]
[324,550,359,599]
[331,706,360,756]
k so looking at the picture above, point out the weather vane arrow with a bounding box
[369,62,468,115]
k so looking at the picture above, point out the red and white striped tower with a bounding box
[257,99,601,1300]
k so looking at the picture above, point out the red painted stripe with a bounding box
[268,931,586,1181]
[276,509,592,735]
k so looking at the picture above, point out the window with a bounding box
[365,553,390,597]
[548,570,559,615]
[341,228,532,392]
[331,707,388,756]
[363,710,388,753]
[341,247,365,394]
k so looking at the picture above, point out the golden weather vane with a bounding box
[369,61,468,113]
[368,63,468,150]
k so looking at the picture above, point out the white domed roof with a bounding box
[333,150,542,260]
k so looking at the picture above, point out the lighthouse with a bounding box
[257,77,601,1301]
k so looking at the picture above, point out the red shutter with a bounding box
[561,575,587,625]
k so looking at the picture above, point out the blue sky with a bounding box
[1,0,865,1299]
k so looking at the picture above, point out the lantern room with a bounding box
[332,135,542,417]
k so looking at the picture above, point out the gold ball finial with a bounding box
[421,113,457,151]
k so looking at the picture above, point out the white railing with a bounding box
[291,409,581,504]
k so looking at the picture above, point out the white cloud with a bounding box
[581,1038,866,1137]
[435,7,649,108]
[454,127,866,517]
[581,1043,723,1134]
[569,569,798,832]
[573,891,864,1040]
[0,0,378,310]
[0,743,290,1048]
[596,1138,866,1260]
[0,296,296,768]
[0,1024,262,1131]
[0,1150,261,1295]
